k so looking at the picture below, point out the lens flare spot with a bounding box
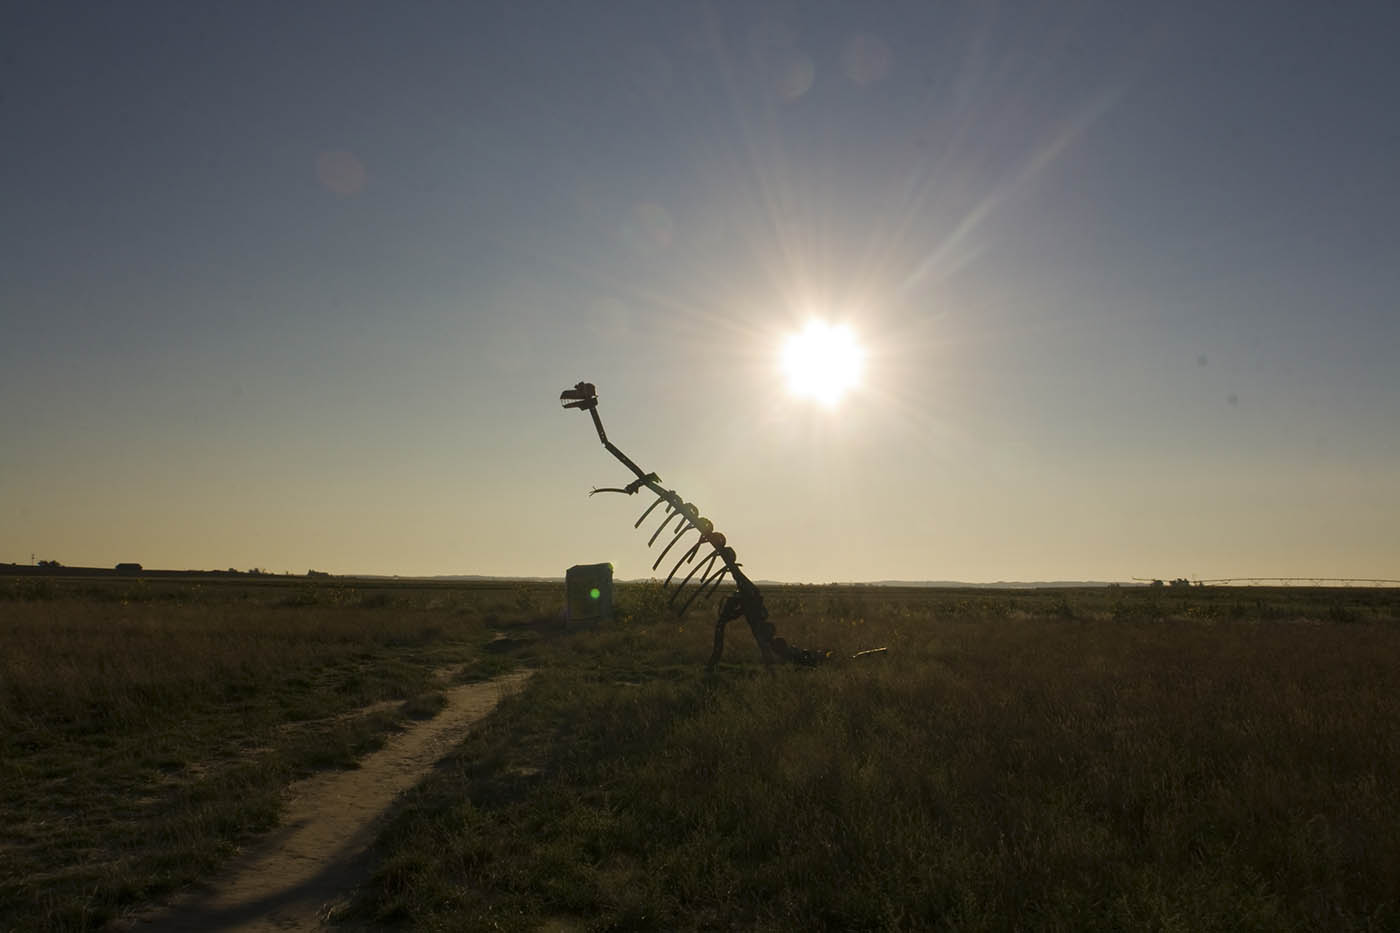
[589,587,601,600]
[622,202,674,255]
[842,34,892,86]
[315,150,367,197]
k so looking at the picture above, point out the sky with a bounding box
[3,1,1397,583]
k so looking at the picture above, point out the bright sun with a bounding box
[781,320,865,407]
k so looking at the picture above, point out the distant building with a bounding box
[115,563,143,575]
[565,563,613,624]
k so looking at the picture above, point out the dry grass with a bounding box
[354,584,1400,931]
[0,577,511,932]
[4,578,1398,931]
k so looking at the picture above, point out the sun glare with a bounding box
[781,321,865,407]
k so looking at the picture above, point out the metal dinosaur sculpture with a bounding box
[561,381,833,669]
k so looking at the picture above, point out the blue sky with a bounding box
[3,1,1397,581]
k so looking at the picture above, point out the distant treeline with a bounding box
[0,564,333,580]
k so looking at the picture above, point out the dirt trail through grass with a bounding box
[120,669,532,932]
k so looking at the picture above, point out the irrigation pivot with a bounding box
[560,381,831,669]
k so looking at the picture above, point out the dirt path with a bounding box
[120,669,533,932]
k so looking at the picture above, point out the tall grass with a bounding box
[355,586,1400,931]
[5,579,1397,930]
[0,578,505,932]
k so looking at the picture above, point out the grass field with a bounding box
[0,575,518,931]
[4,577,1399,931]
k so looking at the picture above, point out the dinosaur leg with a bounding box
[749,617,779,667]
[706,615,728,671]
[707,594,746,670]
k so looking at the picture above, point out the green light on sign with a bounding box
[589,587,601,600]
